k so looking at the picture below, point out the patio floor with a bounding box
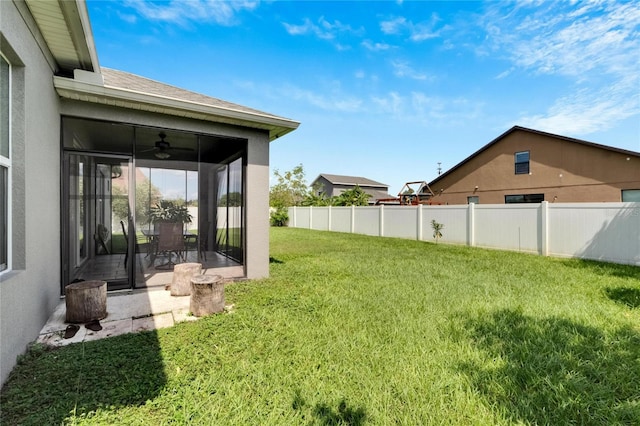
[36,286,228,347]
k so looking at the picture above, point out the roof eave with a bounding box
[54,76,300,140]
[331,182,388,188]
[71,0,100,71]
[24,0,99,73]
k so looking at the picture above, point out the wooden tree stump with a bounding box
[65,280,107,323]
[190,275,224,317]
[171,262,202,296]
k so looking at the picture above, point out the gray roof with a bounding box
[314,174,388,188]
[55,67,300,140]
[368,189,395,200]
[101,68,289,122]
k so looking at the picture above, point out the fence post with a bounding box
[328,206,332,231]
[309,206,313,230]
[417,204,423,241]
[351,205,355,234]
[541,201,549,256]
[468,203,475,247]
[292,206,296,227]
[379,205,385,237]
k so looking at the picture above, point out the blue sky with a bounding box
[87,0,640,194]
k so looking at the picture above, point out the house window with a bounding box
[0,54,10,273]
[505,193,544,204]
[467,196,479,204]
[622,190,640,202]
[515,151,530,174]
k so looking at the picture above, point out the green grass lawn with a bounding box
[2,228,639,424]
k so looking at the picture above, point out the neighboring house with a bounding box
[311,174,391,204]
[0,0,298,385]
[428,126,640,205]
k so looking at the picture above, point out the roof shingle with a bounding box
[314,174,388,188]
[101,67,291,121]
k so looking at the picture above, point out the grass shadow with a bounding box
[0,331,166,424]
[269,256,284,264]
[292,390,367,425]
[605,287,640,308]
[457,309,640,424]
[567,258,640,280]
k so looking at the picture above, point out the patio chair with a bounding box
[95,224,109,254]
[120,220,145,268]
[155,222,185,269]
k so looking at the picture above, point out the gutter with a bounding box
[53,76,300,140]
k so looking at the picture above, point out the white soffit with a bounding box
[54,77,300,140]
[24,0,98,72]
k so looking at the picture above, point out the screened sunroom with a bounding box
[61,117,248,292]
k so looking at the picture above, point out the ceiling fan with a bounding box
[140,132,194,159]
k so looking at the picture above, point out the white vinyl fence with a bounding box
[287,202,640,266]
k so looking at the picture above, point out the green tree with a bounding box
[112,178,162,227]
[302,183,332,206]
[269,164,311,208]
[333,185,371,206]
[269,207,289,227]
[219,192,242,207]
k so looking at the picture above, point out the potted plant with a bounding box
[150,200,193,226]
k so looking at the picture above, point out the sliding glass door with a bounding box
[63,153,136,292]
[215,156,244,263]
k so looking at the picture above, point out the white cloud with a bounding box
[372,91,404,115]
[124,0,258,26]
[283,85,364,113]
[519,82,640,136]
[117,12,138,24]
[283,18,317,36]
[380,17,407,35]
[391,60,430,80]
[232,79,366,113]
[481,1,640,134]
[409,19,442,41]
[283,16,364,45]
[362,40,392,51]
[380,14,442,41]
[495,66,515,80]
[372,91,483,125]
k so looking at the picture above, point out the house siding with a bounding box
[313,175,390,201]
[429,129,640,205]
[1,0,63,386]
[314,176,335,197]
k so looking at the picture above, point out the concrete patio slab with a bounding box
[36,287,200,347]
[132,312,175,332]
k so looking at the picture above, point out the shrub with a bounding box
[431,219,444,243]
[270,208,289,227]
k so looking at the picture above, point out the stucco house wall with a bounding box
[0,0,63,385]
[429,127,640,205]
